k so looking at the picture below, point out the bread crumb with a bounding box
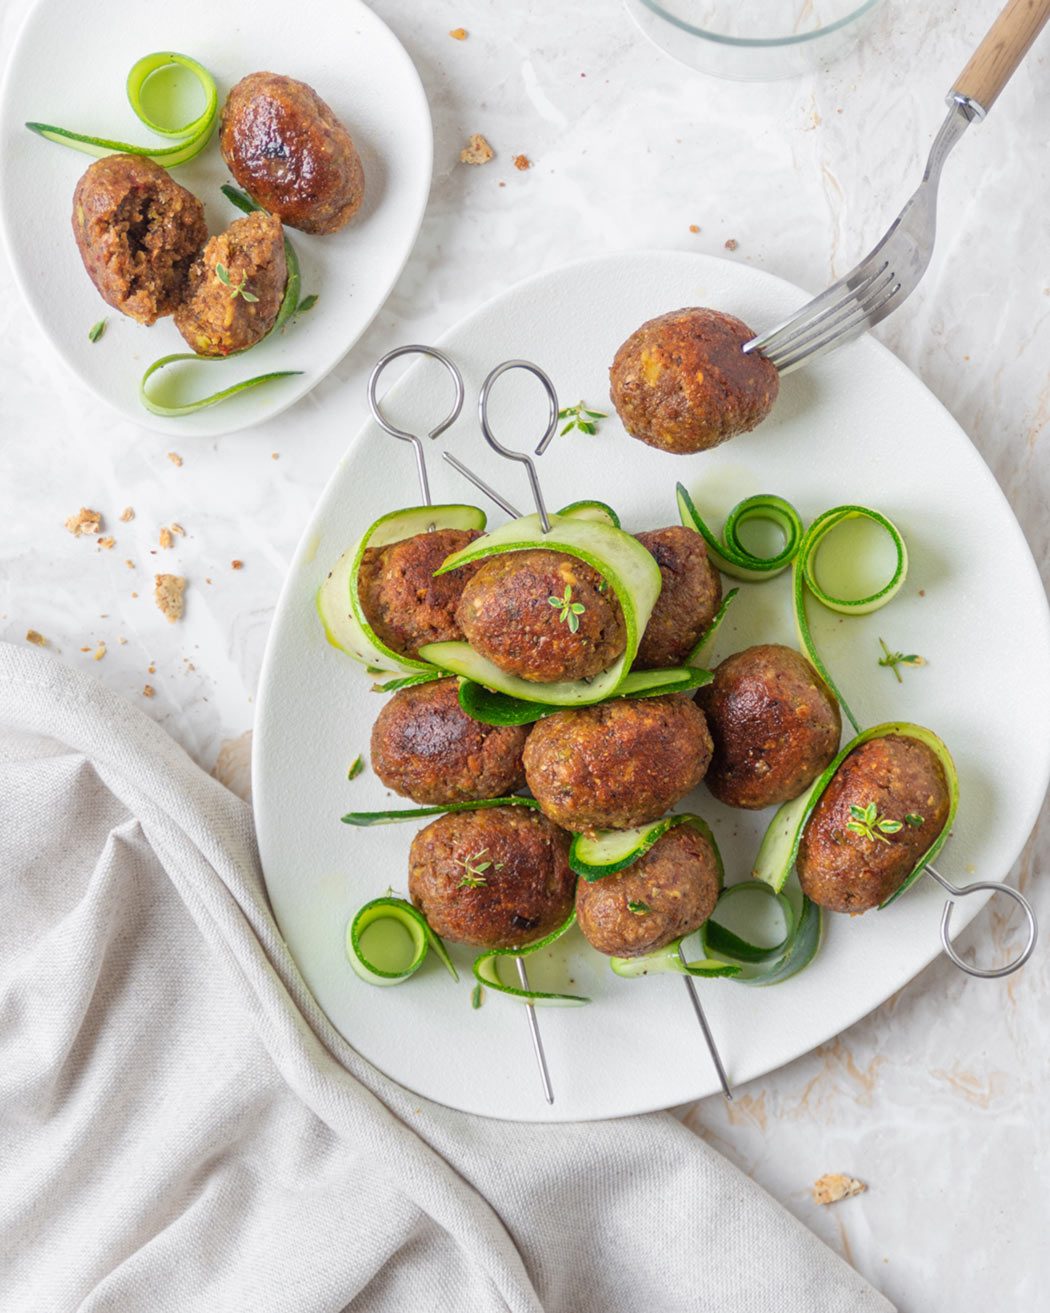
[513,154,532,171]
[461,134,494,165]
[93,642,106,662]
[131,591,138,599]
[65,507,102,537]
[97,536,116,550]
[167,452,183,467]
[118,636,128,645]
[143,684,155,699]
[159,527,174,550]
[449,27,468,40]
[26,629,46,647]
[170,523,185,537]
[689,224,700,234]
[148,662,157,674]
[231,559,244,570]
[724,238,739,251]
[154,574,185,623]
[813,1174,867,1206]
[119,506,135,523]
[80,646,91,653]
[271,452,279,460]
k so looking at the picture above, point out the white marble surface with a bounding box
[1,0,1047,1307]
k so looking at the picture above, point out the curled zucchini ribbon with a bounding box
[320,506,489,677]
[570,812,718,881]
[473,910,589,1007]
[346,897,458,986]
[342,796,537,827]
[754,721,959,908]
[678,482,908,734]
[140,185,305,417]
[26,52,218,166]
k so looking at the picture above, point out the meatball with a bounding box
[699,645,841,809]
[609,307,779,454]
[72,154,207,325]
[173,211,287,356]
[456,549,626,684]
[220,73,365,235]
[523,695,713,834]
[634,526,722,669]
[797,734,951,914]
[408,806,574,948]
[370,678,527,805]
[358,529,483,660]
[575,824,721,957]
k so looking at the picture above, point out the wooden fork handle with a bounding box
[951,0,1050,115]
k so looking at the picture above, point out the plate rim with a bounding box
[252,248,1050,1121]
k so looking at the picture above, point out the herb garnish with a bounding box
[627,900,651,916]
[455,848,502,889]
[471,983,484,1009]
[877,638,926,683]
[88,318,107,343]
[215,262,259,302]
[558,400,607,436]
[846,801,904,844]
[347,755,364,780]
[295,293,319,314]
[904,813,925,828]
[548,584,586,633]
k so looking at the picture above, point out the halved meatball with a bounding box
[220,72,365,235]
[174,211,287,356]
[456,549,626,684]
[72,154,207,325]
[409,806,574,948]
[610,307,779,454]
[634,526,722,669]
[575,823,721,957]
[523,695,713,834]
[797,734,951,914]
[370,678,527,805]
[358,529,483,660]
[699,644,841,809]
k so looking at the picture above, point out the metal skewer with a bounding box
[453,357,735,1101]
[368,345,465,508]
[927,864,1037,979]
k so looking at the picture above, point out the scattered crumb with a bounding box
[154,574,185,624]
[80,646,91,653]
[918,588,926,598]
[460,133,494,165]
[171,523,186,537]
[205,577,213,585]
[148,662,157,674]
[97,536,116,550]
[125,559,135,570]
[498,181,505,188]
[813,1174,867,1206]
[93,643,106,662]
[119,506,135,523]
[184,660,196,672]
[118,636,128,645]
[449,27,468,40]
[167,452,183,467]
[25,629,46,647]
[131,591,139,599]
[159,527,174,550]
[512,154,532,171]
[689,224,700,234]
[231,559,244,570]
[143,684,155,699]
[65,507,102,537]
[724,238,739,251]
[271,452,279,460]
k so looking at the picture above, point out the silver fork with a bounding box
[744,0,1050,374]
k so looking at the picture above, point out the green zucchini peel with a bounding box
[318,504,487,676]
[456,664,712,726]
[555,499,621,527]
[699,877,823,986]
[570,813,719,881]
[420,511,662,706]
[346,896,458,986]
[342,796,538,827]
[753,721,959,909]
[677,483,804,580]
[472,910,589,1006]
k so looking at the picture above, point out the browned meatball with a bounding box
[72,154,207,325]
[409,806,574,948]
[456,549,626,684]
[220,73,365,235]
[174,211,286,356]
[575,823,721,957]
[358,529,483,660]
[609,308,779,454]
[699,645,841,809]
[797,734,951,914]
[523,696,713,834]
[634,526,722,669]
[370,678,527,805]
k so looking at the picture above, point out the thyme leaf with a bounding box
[878,637,926,683]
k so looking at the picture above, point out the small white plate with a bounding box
[253,251,1050,1122]
[0,0,431,437]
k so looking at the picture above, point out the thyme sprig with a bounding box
[558,400,607,436]
[846,801,904,844]
[878,638,925,683]
[548,584,586,633]
[215,262,259,302]
[455,848,503,889]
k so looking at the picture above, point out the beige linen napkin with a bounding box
[0,642,893,1312]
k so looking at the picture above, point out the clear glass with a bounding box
[624,0,886,81]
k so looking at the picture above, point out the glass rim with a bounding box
[633,0,883,48]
